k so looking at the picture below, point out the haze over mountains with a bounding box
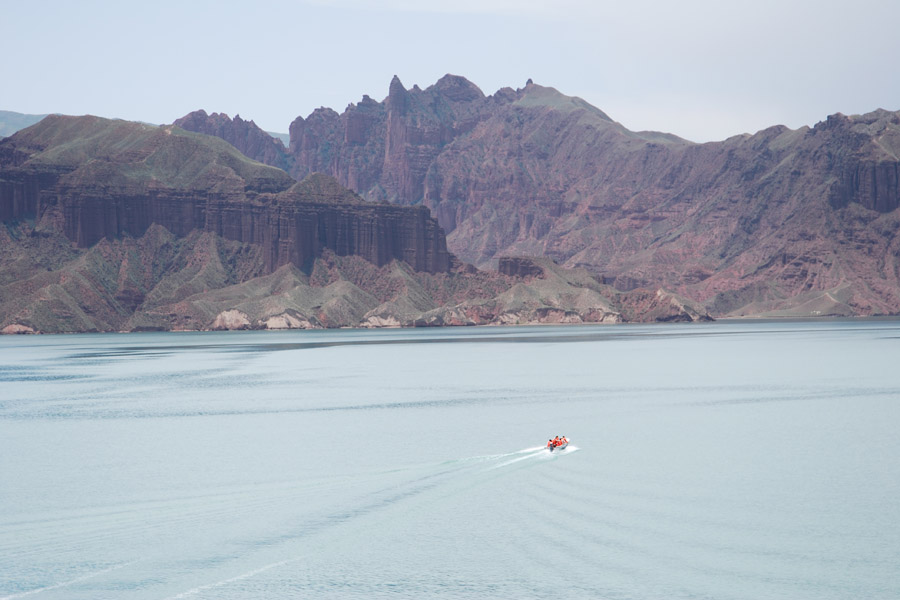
[0,111,48,138]
[2,74,899,332]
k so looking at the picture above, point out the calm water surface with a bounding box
[1,321,899,599]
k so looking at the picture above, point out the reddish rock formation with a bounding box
[174,110,293,173]
[177,76,900,316]
[8,114,706,334]
[0,115,720,334]
[0,115,451,275]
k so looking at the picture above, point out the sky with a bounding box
[2,0,899,142]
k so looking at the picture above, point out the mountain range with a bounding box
[1,114,708,333]
[2,74,899,333]
[176,75,900,318]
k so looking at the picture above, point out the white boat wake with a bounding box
[153,444,581,598]
[487,444,579,470]
[163,557,303,600]
[0,560,139,600]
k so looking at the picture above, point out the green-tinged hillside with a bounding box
[8,115,295,194]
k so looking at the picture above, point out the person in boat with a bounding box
[547,439,554,448]
[552,436,560,447]
[560,436,568,445]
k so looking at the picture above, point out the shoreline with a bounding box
[4,313,900,337]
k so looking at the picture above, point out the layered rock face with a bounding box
[0,115,451,275]
[177,76,900,316]
[822,111,900,212]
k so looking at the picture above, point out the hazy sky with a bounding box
[3,0,898,142]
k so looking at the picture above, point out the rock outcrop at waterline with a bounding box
[0,219,709,334]
[0,115,451,274]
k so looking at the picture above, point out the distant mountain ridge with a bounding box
[1,109,289,147]
[0,110,49,138]
[176,75,900,317]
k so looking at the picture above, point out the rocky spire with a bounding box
[387,75,408,116]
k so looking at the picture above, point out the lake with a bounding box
[1,321,899,599]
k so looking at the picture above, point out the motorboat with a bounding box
[547,440,568,452]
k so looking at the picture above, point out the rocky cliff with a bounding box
[1,114,712,333]
[176,76,900,316]
[0,115,451,275]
